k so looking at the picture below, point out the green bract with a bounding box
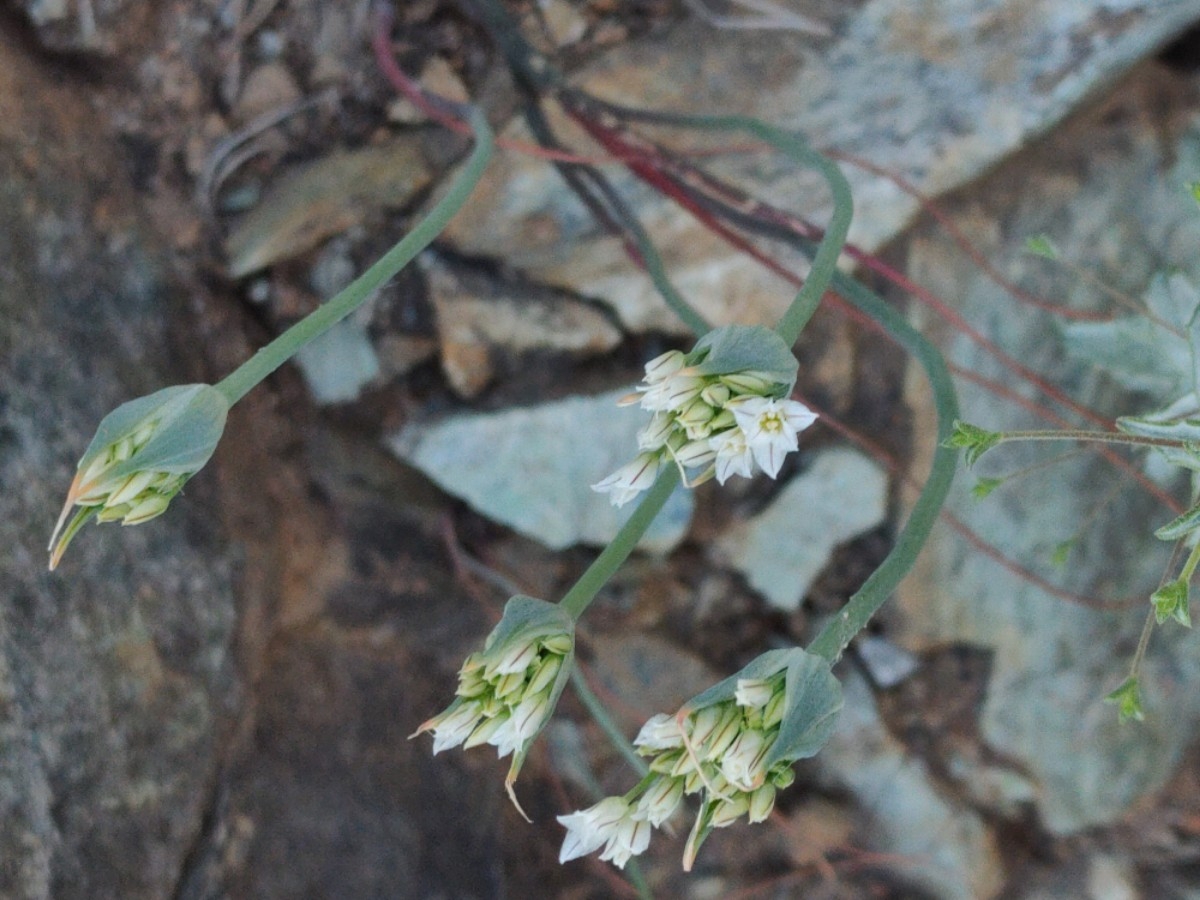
[49,384,229,569]
[687,324,799,393]
[683,647,842,769]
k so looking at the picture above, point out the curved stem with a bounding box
[215,107,495,406]
[806,271,960,662]
[558,469,681,620]
[570,668,649,777]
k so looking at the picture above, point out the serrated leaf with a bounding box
[1024,234,1059,259]
[1154,499,1200,541]
[1151,579,1191,627]
[943,420,1002,467]
[1104,676,1145,723]
[972,477,1004,499]
[687,325,798,389]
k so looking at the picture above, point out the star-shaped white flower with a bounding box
[558,797,650,868]
[709,427,755,484]
[591,452,662,507]
[729,397,817,478]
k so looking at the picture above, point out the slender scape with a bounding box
[215,107,495,406]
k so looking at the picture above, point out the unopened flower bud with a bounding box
[48,384,229,569]
[643,350,687,383]
[720,371,777,395]
[710,794,751,828]
[700,383,732,407]
[748,783,777,823]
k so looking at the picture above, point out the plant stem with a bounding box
[215,107,495,406]
[997,429,1185,450]
[559,469,681,620]
[806,270,959,662]
[570,668,649,776]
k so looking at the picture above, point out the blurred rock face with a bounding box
[0,27,238,900]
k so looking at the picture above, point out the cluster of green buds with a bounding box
[559,648,842,870]
[592,326,817,506]
[414,595,575,810]
[48,384,229,569]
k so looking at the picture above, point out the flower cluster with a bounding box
[49,384,229,569]
[414,595,576,810]
[592,350,817,507]
[416,630,573,760]
[558,671,795,870]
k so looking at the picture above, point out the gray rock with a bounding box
[717,448,888,611]
[390,389,693,552]
[895,72,1200,833]
[292,317,382,404]
[442,0,1200,334]
[423,255,622,398]
[0,35,237,900]
[817,671,1003,900]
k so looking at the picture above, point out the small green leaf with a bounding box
[687,325,798,390]
[1050,540,1073,568]
[1024,234,1059,260]
[1103,676,1145,724]
[1154,500,1200,541]
[943,420,1003,467]
[1189,181,1200,207]
[1151,579,1191,627]
[971,477,1004,499]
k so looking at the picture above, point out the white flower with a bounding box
[734,678,774,710]
[719,729,770,792]
[559,797,649,868]
[639,374,707,413]
[637,413,676,451]
[634,713,685,751]
[488,693,550,758]
[424,701,483,754]
[591,452,662,507]
[730,397,817,478]
[635,776,685,827]
[709,427,756,484]
[643,350,687,383]
[671,438,717,470]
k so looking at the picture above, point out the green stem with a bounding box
[997,429,1185,450]
[559,469,681,620]
[1180,539,1200,583]
[215,107,495,406]
[806,271,960,662]
[570,668,649,776]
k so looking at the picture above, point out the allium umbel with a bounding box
[592,326,816,507]
[414,595,575,812]
[557,648,842,870]
[48,384,229,569]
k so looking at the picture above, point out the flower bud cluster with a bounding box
[416,631,574,762]
[558,672,794,870]
[592,350,817,507]
[69,422,186,525]
[49,384,229,569]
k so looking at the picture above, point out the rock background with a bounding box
[6,0,1200,897]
